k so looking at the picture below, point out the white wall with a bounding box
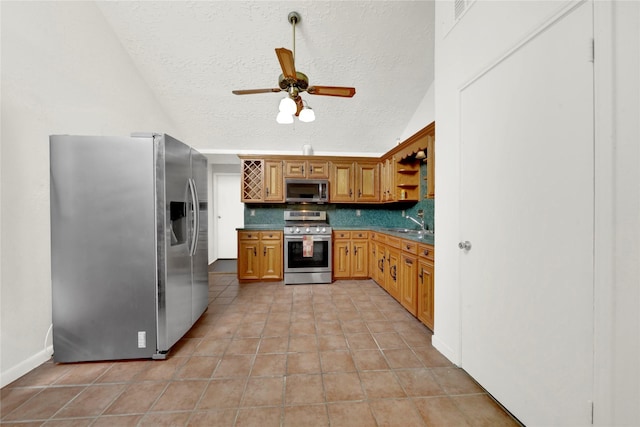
[434,0,640,424]
[0,1,179,387]
[400,82,435,140]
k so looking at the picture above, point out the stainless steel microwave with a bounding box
[285,179,329,204]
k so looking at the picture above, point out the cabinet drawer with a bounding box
[385,235,401,249]
[418,243,435,261]
[369,232,386,243]
[238,231,260,240]
[260,231,282,240]
[401,239,418,254]
[352,230,368,240]
[334,231,351,239]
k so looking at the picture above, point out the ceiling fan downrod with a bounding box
[288,12,300,63]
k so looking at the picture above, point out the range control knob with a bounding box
[305,227,311,233]
[295,227,300,233]
[321,227,326,233]
[315,226,321,233]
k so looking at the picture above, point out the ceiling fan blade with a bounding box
[294,96,304,116]
[307,86,356,98]
[275,48,297,80]
[232,88,282,95]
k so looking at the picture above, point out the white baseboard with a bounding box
[1,345,53,388]
[432,334,460,367]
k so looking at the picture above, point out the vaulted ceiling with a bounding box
[97,1,435,159]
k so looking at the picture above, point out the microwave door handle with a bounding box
[285,235,331,241]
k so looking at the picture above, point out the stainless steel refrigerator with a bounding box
[50,133,208,362]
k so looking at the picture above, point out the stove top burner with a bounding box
[284,211,331,235]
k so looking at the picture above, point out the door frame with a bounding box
[211,172,244,261]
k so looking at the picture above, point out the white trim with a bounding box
[1,346,53,388]
[432,334,459,366]
[211,172,243,262]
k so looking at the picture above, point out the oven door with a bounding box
[284,234,332,273]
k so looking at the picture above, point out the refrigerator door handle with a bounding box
[188,178,199,256]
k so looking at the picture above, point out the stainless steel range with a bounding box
[283,210,332,284]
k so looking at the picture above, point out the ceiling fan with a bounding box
[232,12,356,121]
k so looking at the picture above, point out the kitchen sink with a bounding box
[381,228,434,237]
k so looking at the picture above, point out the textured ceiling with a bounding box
[97,1,435,158]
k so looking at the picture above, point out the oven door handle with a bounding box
[284,235,332,241]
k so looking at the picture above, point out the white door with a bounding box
[459,3,593,426]
[214,173,244,259]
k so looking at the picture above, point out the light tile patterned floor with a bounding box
[1,274,521,426]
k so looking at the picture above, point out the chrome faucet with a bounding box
[405,215,425,230]
[405,211,428,231]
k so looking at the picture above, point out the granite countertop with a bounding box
[237,224,284,231]
[238,225,434,245]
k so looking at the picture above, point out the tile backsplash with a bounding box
[244,163,434,231]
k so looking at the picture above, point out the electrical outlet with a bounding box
[356,209,361,217]
[402,210,405,217]
[250,209,255,217]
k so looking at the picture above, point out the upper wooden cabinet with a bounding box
[380,157,395,202]
[239,121,434,204]
[381,121,435,201]
[330,161,380,203]
[240,158,284,203]
[426,132,435,199]
[329,161,355,202]
[355,162,380,202]
[284,160,329,179]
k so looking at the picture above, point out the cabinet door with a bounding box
[307,161,329,178]
[355,162,379,202]
[238,240,260,280]
[330,161,355,202]
[378,246,388,289]
[384,158,396,201]
[333,239,351,279]
[385,247,400,301]
[369,240,379,283]
[284,160,306,178]
[351,239,369,278]
[261,240,282,280]
[264,160,284,202]
[241,159,264,202]
[426,133,435,199]
[400,253,418,316]
[417,258,434,329]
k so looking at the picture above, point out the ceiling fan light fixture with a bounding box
[276,111,294,124]
[299,105,315,122]
[278,96,297,114]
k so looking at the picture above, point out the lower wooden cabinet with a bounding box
[383,245,400,301]
[399,252,418,316]
[237,231,283,281]
[333,231,368,279]
[417,244,435,329]
[366,231,435,330]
